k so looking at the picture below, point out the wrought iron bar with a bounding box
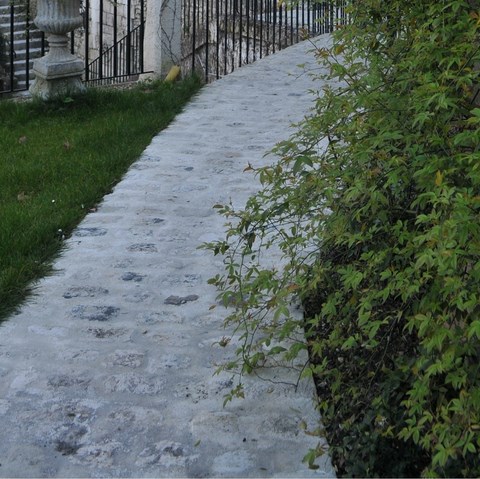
[84,0,89,81]
[232,0,235,72]
[278,0,282,50]
[205,0,209,82]
[127,0,131,76]
[26,1,30,87]
[216,0,220,78]
[272,0,276,54]
[192,0,196,73]
[113,1,118,77]
[245,0,249,64]
[224,0,227,76]
[259,0,263,59]
[99,0,103,80]
[238,0,242,68]
[140,0,144,72]
[253,0,257,62]
[9,2,14,91]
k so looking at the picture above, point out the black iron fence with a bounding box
[85,23,145,86]
[1,0,348,96]
[0,0,146,95]
[82,0,146,86]
[0,0,39,94]
[182,0,349,82]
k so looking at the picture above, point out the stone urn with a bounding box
[30,0,85,99]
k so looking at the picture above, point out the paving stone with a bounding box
[48,374,91,390]
[63,286,109,298]
[121,272,145,282]
[122,292,151,303]
[156,353,191,370]
[191,411,240,438]
[136,441,191,468]
[127,243,158,253]
[0,399,10,415]
[212,450,254,476]
[57,349,102,362]
[28,325,68,337]
[86,328,128,339]
[0,38,336,477]
[73,227,108,237]
[71,305,120,321]
[106,350,145,368]
[102,374,165,395]
[167,273,202,287]
[145,217,165,225]
[164,294,199,305]
[71,441,121,467]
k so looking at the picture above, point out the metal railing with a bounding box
[83,0,147,86]
[0,0,42,94]
[1,0,347,95]
[182,0,349,82]
[85,23,145,86]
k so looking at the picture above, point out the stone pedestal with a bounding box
[30,0,85,99]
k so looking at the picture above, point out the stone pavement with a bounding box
[0,36,336,478]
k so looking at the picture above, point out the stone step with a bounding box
[8,45,42,63]
[0,23,40,41]
[0,36,44,57]
[4,29,43,40]
[0,5,32,19]
[9,56,35,71]
[1,72,34,92]
[0,18,31,29]
[4,59,37,90]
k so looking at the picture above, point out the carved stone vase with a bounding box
[30,0,85,98]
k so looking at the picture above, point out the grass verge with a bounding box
[0,77,201,321]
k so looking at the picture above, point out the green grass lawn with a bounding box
[0,77,201,321]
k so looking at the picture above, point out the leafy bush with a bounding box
[208,0,480,476]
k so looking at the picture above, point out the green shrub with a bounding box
[208,0,480,476]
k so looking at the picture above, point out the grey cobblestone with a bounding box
[0,38,336,477]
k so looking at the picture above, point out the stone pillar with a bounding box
[30,0,85,99]
[142,0,182,79]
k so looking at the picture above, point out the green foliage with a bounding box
[207,0,480,476]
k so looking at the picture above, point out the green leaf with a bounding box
[467,320,480,340]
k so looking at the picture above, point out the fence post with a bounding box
[142,0,182,78]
